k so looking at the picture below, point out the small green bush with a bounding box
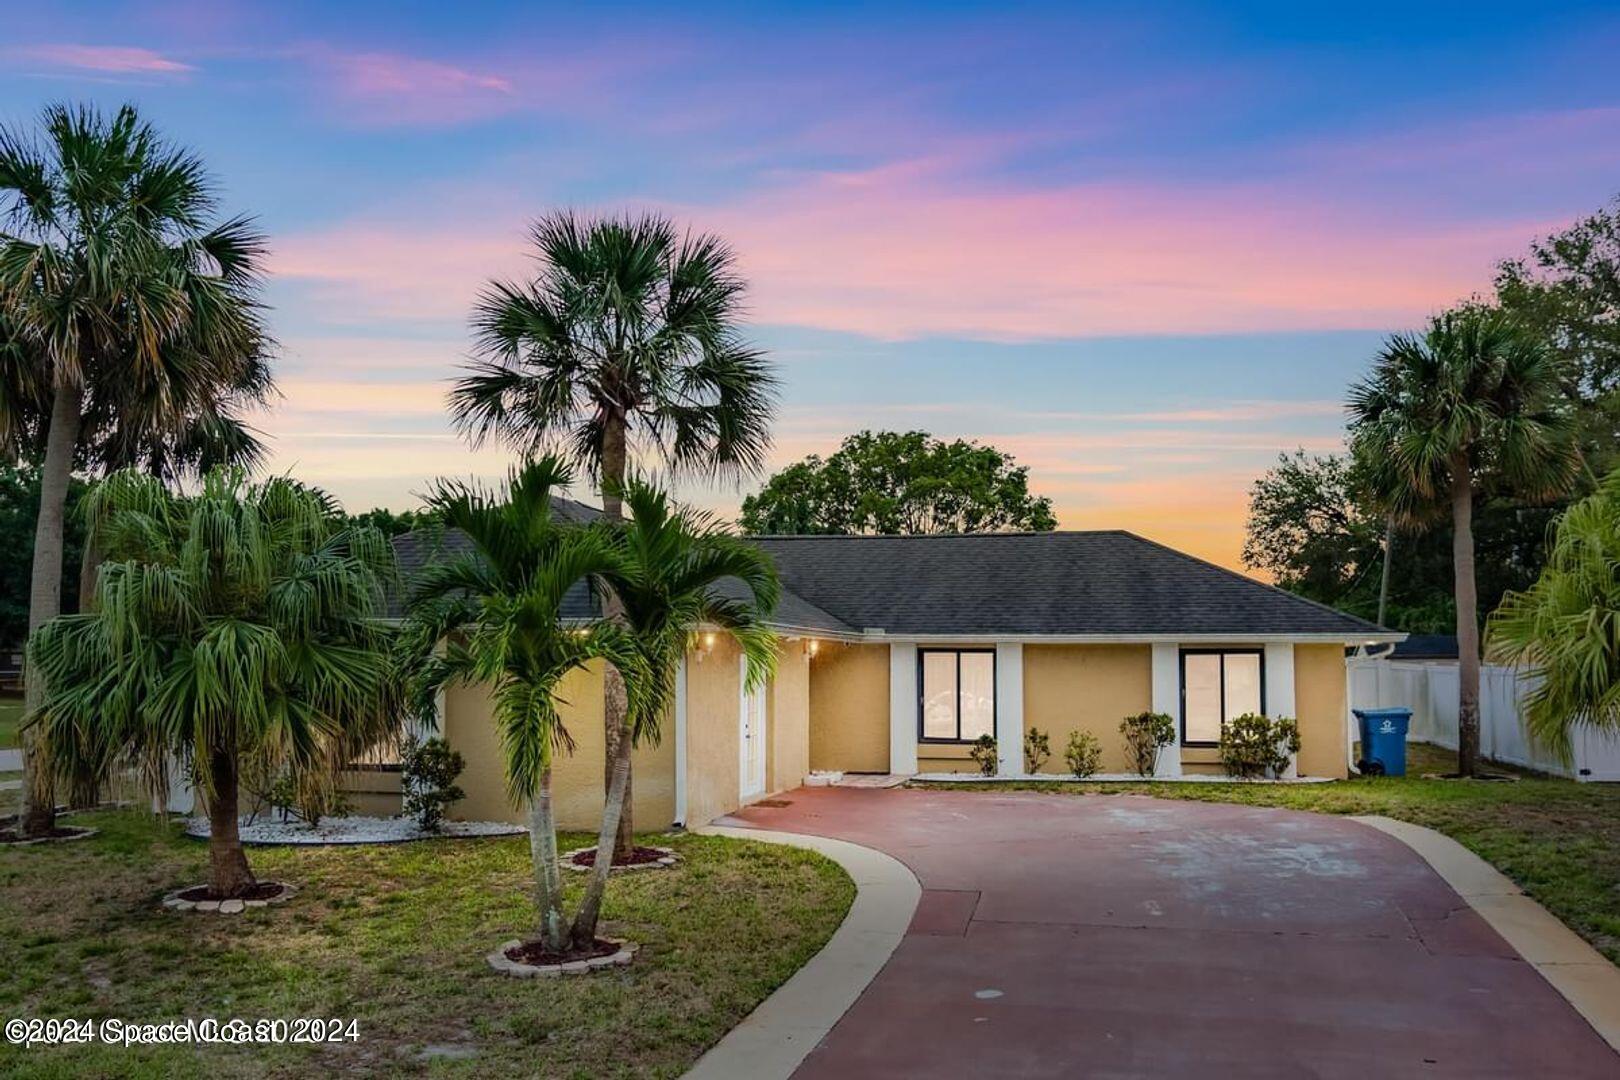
[402,736,466,832]
[968,734,998,776]
[1023,727,1051,773]
[1218,714,1301,779]
[1064,730,1102,778]
[1119,711,1176,777]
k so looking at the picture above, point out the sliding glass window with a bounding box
[1180,649,1264,746]
[919,649,996,742]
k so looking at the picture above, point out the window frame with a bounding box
[1178,648,1266,748]
[916,647,998,744]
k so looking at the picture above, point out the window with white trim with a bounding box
[919,649,995,742]
[1180,649,1263,746]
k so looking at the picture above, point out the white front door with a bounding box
[739,658,767,798]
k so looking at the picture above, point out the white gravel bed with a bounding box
[185,814,527,845]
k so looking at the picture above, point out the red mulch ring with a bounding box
[569,845,670,868]
[505,937,621,966]
[178,881,290,903]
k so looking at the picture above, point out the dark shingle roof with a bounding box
[749,531,1386,638]
[1387,634,1457,660]
[388,500,1383,640]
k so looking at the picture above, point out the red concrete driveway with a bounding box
[726,787,1618,1079]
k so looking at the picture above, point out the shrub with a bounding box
[264,770,353,827]
[1023,727,1051,773]
[1064,730,1102,778]
[1119,711,1176,777]
[401,736,466,832]
[968,734,998,776]
[1218,714,1301,779]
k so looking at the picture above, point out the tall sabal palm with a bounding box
[0,103,272,836]
[1489,469,1620,762]
[452,211,777,848]
[401,457,645,953]
[27,469,399,895]
[1349,306,1580,775]
[570,478,778,948]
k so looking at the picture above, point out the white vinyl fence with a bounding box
[1347,656,1620,781]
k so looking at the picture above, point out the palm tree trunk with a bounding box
[19,382,83,837]
[1451,462,1481,778]
[571,717,632,948]
[206,747,256,898]
[599,412,635,852]
[1377,518,1395,628]
[528,765,568,952]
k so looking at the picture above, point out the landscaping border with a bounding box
[686,826,920,1080]
[1354,814,1620,1054]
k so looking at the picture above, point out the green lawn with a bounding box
[914,742,1620,965]
[0,696,21,749]
[0,813,854,1078]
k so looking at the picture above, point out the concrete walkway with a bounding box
[725,786,1619,1079]
[0,748,21,772]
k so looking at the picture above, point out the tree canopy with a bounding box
[739,430,1057,535]
[1242,449,1560,632]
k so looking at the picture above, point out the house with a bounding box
[347,505,1401,829]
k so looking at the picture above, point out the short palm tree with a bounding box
[400,456,644,954]
[1488,469,1620,762]
[451,211,776,848]
[0,103,272,836]
[1348,306,1580,775]
[27,469,398,896]
[569,478,778,948]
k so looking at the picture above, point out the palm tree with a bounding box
[569,478,778,948]
[0,104,272,836]
[1488,470,1620,762]
[451,211,776,849]
[1348,306,1580,775]
[400,457,645,954]
[26,469,398,894]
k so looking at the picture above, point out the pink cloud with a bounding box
[292,45,517,125]
[685,157,1549,339]
[17,43,193,75]
[270,148,1555,338]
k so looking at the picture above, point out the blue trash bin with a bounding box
[1353,708,1412,777]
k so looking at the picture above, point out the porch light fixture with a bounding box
[807,639,820,658]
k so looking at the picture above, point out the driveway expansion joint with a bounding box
[1353,814,1620,1054]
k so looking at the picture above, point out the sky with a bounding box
[2,1,1618,570]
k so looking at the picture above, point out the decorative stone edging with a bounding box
[486,936,637,978]
[560,845,680,873]
[0,825,98,847]
[161,882,298,914]
[1353,815,1620,1055]
[685,826,921,1080]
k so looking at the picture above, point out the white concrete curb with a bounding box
[686,826,920,1080]
[1354,814,1620,1054]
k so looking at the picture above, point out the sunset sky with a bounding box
[4,2,1618,569]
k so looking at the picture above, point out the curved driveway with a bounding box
[726,787,1617,1079]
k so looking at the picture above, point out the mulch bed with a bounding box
[178,881,290,903]
[505,937,621,966]
[569,845,672,868]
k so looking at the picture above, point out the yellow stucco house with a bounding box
[348,504,1400,831]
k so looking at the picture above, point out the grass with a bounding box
[0,696,21,749]
[914,742,1620,965]
[0,813,854,1078]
